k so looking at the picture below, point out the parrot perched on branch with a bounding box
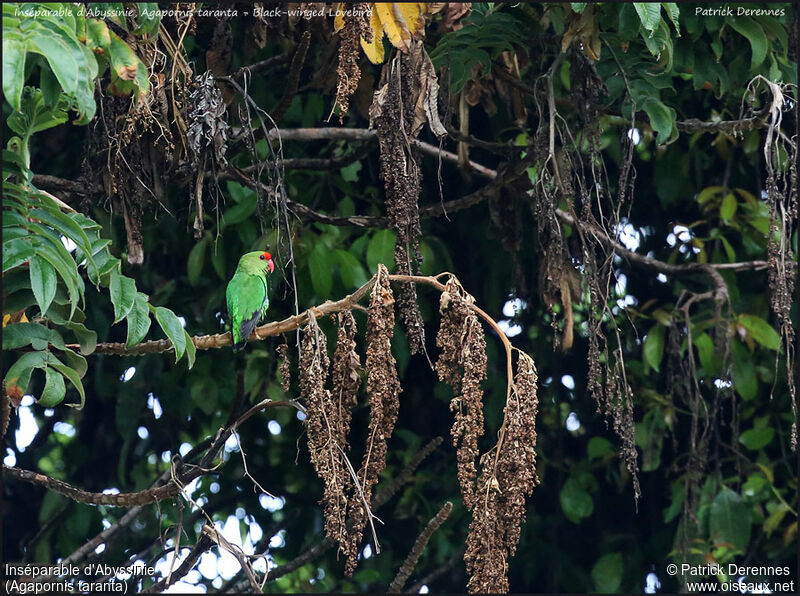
[226,251,275,351]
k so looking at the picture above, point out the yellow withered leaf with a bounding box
[333,2,345,32]
[339,3,429,64]
[375,3,408,52]
[360,7,385,63]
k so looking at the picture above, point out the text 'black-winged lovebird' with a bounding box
[225,251,275,351]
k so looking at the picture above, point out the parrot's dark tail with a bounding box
[232,341,246,352]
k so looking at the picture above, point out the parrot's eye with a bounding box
[259,255,265,260]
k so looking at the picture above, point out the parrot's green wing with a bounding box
[226,271,269,351]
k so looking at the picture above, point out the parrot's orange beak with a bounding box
[267,258,275,274]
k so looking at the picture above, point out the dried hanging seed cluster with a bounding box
[330,311,361,448]
[343,265,402,575]
[583,247,641,502]
[333,2,372,120]
[464,353,540,594]
[300,314,357,552]
[277,342,291,392]
[371,50,427,354]
[435,277,486,510]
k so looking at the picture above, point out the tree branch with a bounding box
[140,534,214,593]
[226,437,445,591]
[405,546,466,593]
[388,501,453,593]
[230,52,291,80]
[2,465,178,506]
[491,64,773,134]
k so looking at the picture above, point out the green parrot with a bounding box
[226,251,275,351]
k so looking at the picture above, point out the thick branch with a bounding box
[2,465,178,506]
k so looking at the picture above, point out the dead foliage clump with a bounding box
[751,77,798,446]
[300,313,353,550]
[434,275,540,592]
[435,277,486,510]
[332,2,372,120]
[343,265,402,575]
[583,249,641,502]
[370,41,446,355]
[331,311,362,448]
[188,70,229,237]
[82,26,189,264]
[464,352,539,594]
[277,342,291,392]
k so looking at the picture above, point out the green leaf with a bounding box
[308,242,333,297]
[739,427,774,451]
[32,236,82,318]
[366,229,396,273]
[126,293,151,347]
[693,332,715,373]
[4,351,50,402]
[46,356,85,409]
[633,3,662,33]
[642,98,676,145]
[3,237,34,271]
[154,306,187,363]
[221,193,258,227]
[570,3,587,13]
[187,238,207,287]
[133,4,161,36]
[737,314,780,351]
[340,160,362,182]
[643,324,665,372]
[661,3,680,35]
[29,204,92,259]
[110,268,137,323]
[592,552,623,593]
[86,18,111,53]
[720,193,737,222]
[709,487,751,552]
[719,235,736,262]
[636,408,667,472]
[29,254,57,315]
[663,481,685,523]
[334,249,369,289]
[65,321,97,355]
[587,437,613,459]
[732,340,757,400]
[2,322,65,351]
[728,17,768,70]
[38,366,66,407]
[107,30,147,93]
[560,477,594,523]
[39,66,61,107]
[184,331,196,370]
[763,504,789,536]
[2,37,26,111]
[27,25,81,95]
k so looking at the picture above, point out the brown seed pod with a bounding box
[276,342,291,393]
[300,314,352,550]
[436,278,486,511]
[464,353,539,593]
[344,264,401,576]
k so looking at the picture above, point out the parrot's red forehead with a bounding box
[259,252,272,261]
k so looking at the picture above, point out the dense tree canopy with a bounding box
[2,2,797,593]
